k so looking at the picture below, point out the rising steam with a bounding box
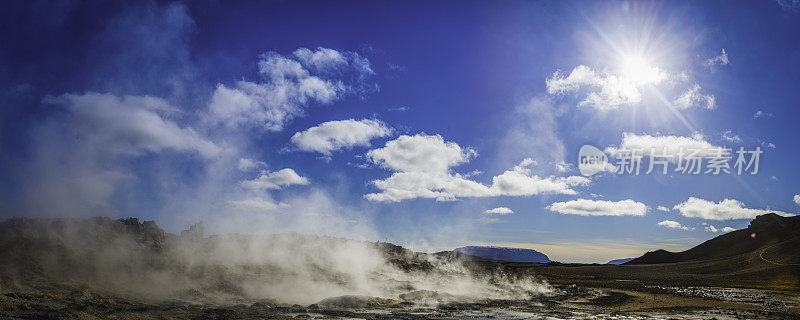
[0,217,552,306]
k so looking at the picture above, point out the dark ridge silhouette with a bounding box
[626,213,800,265]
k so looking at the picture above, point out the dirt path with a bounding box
[759,243,800,266]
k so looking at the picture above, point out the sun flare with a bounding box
[620,54,665,85]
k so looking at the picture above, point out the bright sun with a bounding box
[620,54,665,85]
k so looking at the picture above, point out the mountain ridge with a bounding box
[626,213,800,265]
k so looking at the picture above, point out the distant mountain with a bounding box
[626,213,800,265]
[606,258,634,265]
[452,246,550,263]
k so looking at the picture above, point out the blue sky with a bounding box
[2,0,799,262]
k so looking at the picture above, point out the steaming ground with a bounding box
[0,217,550,306]
[1,217,798,319]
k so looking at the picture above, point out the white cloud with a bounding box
[241,168,310,191]
[206,47,374,131]
[704,225,734,233]
[657,206,670,212]
[45,93,222,158]
[657,220,691,230]
[674,84,715,109]
[606,132,725,161]
[545,65,668,111]
[565,175,591,187]
[754,110,774,119]
[673,197,794,220]
[238,158,266,171]
[364,134,585,202]
[291,119,392,155]
[547,199,648,216]
[721,130,741,143]
[368,134,476,173]
[483,207,513,215]
[794,195,800,205]
[488,158,581,197]
[705,49,729,67]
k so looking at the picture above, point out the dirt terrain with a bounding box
[1,216,799,319]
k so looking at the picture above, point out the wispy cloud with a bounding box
[754,110,774,119]
[721,130,742,143]
[673,84,715,109]
[704,48,729,67]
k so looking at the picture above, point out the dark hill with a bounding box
[452,246,550,263]
[627,213,800,265]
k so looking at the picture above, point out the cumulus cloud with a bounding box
[657,206,670,212]
[364,134,586,202]
[367,133,476,174]
[545,65,668,111]
[291,119,392,155]
[488,158,582,197]
[705,49,729,67]
[794,194,800,205]
[606,132,725,161]
[547,199,648,216]
[206,47,375,131]
[483,207,514,215]
[673,197,794,220]
[657,220,691,230]
[241,169,310,191]
[673,84,715,109]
